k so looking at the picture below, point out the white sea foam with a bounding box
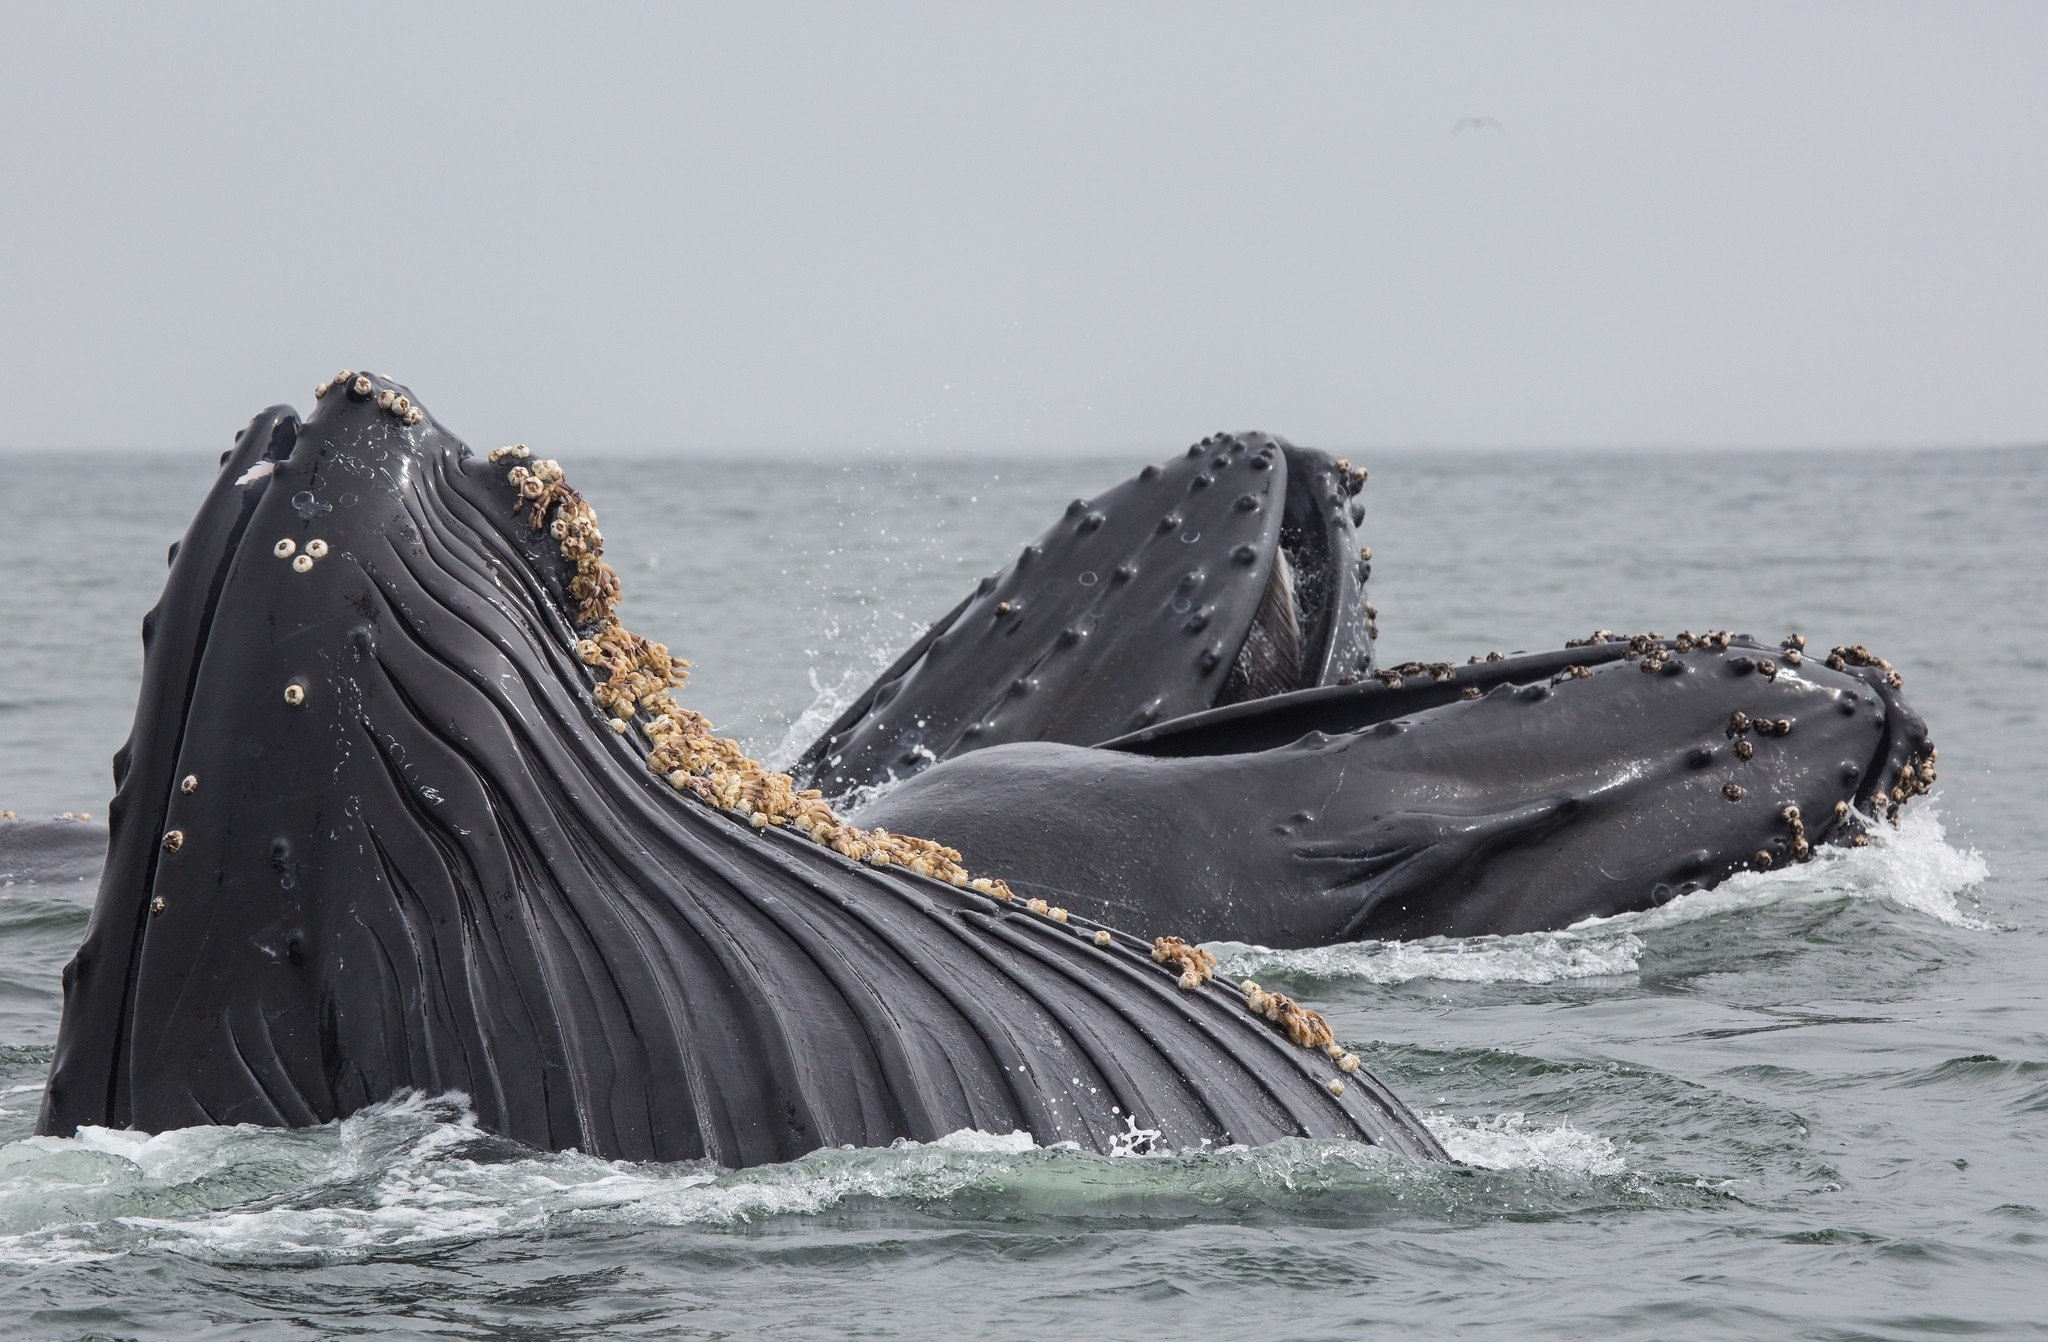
[1212,801,1989,988]
[1574,802,1991,935]
[1424,1111,1625,1176]
[1212,928,1646,987]
[0,1094,1558,1266]
[0,1097,1060,1263]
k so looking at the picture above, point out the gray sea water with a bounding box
[0,442,2041,1340]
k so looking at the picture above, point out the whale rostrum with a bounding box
[792,432,1376,798]
[37,374,1444,1166]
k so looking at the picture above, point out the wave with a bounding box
[0,1091,1642,1266]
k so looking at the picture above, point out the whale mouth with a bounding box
[1217,450,1359,705]
[40,377,1444,1166]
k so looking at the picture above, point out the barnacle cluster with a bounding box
[1239,979,1339,1052]
[1781,803,1811,862]
[1826,642,1906,691]
[1872,744,1938,826]
[1374,660,1455,688]
[1150,936,1219,989]
[315,368,425,427]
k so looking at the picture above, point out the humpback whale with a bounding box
[36,376,1444,1166]
[813,443,1934,945]
[856,637,1932,945]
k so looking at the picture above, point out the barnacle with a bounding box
[1150,936,1218,988]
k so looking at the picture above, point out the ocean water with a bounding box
[0,441,2041,1340]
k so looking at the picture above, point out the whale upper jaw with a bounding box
[792,432,1376,798]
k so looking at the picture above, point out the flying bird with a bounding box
[1452,116,1504,135]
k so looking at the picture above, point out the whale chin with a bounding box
[36,375,1445,1167]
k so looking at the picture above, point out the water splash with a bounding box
[1577,802,1991,935]
[1213,928,1645,988]
[1423,1111,1625,1176]
[1211,801,1989,989]
[0,1093,1646,1268]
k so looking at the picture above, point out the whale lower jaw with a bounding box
[37,381,1445,1168]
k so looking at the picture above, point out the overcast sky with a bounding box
[2,2,2043,453]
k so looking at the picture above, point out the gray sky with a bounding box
[3,2,2043,453]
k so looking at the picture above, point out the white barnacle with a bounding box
[273,538,297,559]
[1093,929,1113,947]
[750,811,771,828]
[283,683,306,706]
[1048,906,1069,923]
[667,770,690,790]
[292,554,314,573]
[180,774,198,794]
[161,829,184,853]
[1325,1078,1347,1097]
[1338,1053,1361,1074]
[1177,970,1202,990]
[150,896,166,915]
[376,389,397,411]
[314,380,331,399]
[306,539,329,559]
[610,717,629,733]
